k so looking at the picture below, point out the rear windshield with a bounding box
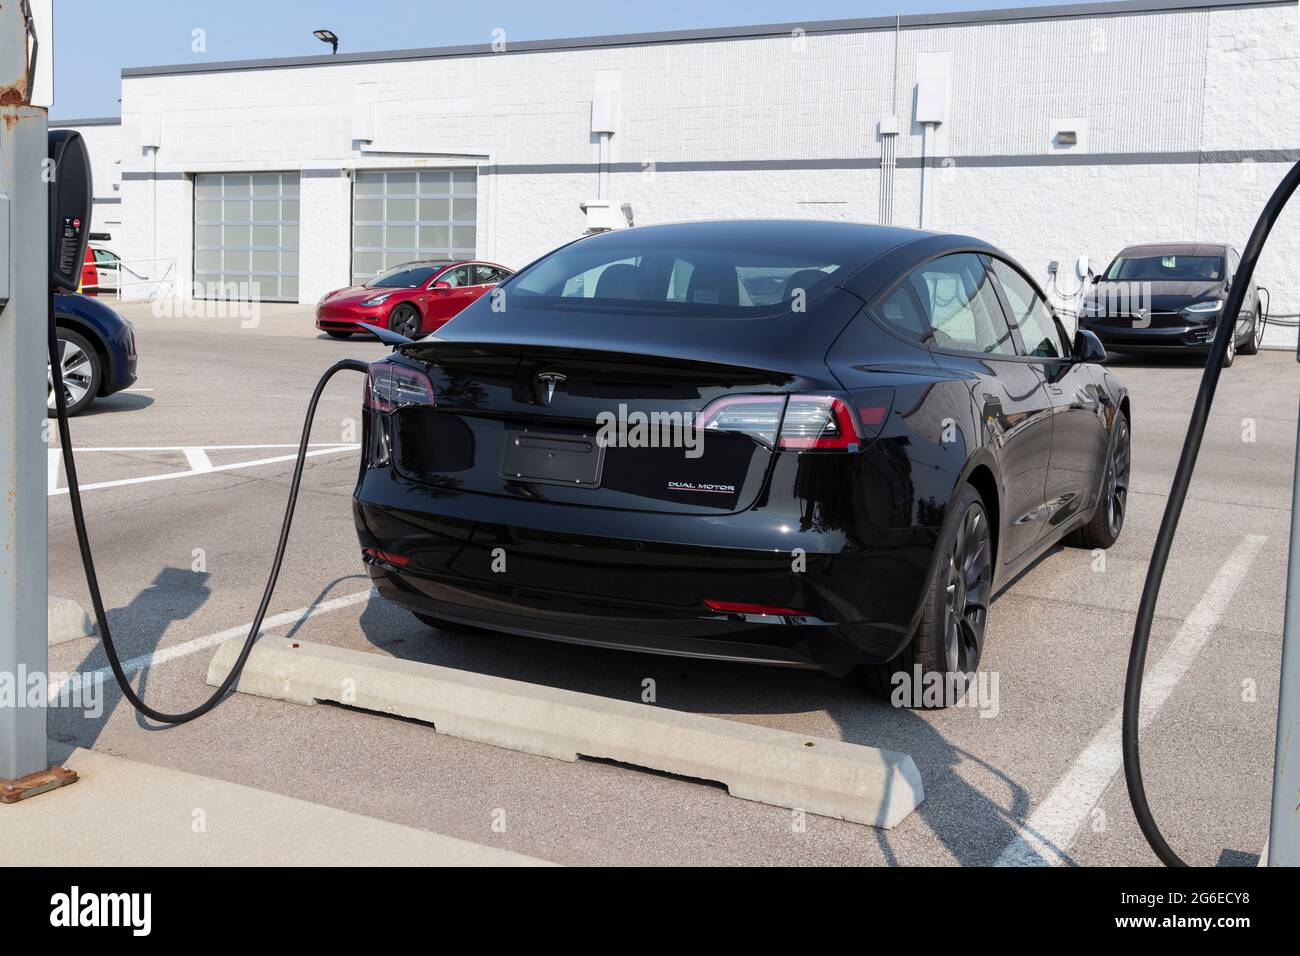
[1106,254,1224,282]
[509,234,845,316]
[369,264,448,288]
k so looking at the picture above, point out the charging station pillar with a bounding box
[0,6,53,785]
[1268,407,1300,866]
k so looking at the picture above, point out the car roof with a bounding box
[575,219,939,264]
[1116,242,1228,257]
[390,259,509,270]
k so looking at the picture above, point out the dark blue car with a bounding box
[51,293,138,415]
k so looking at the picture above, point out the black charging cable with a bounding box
[48,293,369,725]
[1125,158,1300,866]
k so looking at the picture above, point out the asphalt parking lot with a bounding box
[46,301,1293,866]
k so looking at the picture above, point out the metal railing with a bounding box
[86,257,177,300]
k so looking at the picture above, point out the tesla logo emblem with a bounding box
[536,372,567,405]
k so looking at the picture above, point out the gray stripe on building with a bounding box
[120,0,1291,78]
[481,148,1300,176]
[49,117,122,127]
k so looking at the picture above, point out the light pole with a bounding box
[313,29,339,55]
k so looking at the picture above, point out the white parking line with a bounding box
[51,587,376,701]
[47,443,359,495]
[994,533,1267,866]
[182,447,214,473]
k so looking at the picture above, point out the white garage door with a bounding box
[194,173,300,301]
[352,169,476,285]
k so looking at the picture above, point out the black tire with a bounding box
[1239,308,1262,356]
[411,610,485,634]
[388,303,422,339]
[859,483,992,708]
[1221,329,1236,367]
[1065,412,1130,550]
[48,327,102,417]
[326,330,353,340]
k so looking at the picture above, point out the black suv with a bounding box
[1077,242,1263,365]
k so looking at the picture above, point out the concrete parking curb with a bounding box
[207,636,925,829]
[48,596,95,645]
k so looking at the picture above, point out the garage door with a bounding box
[352,169,476,285]
[194,173,300,302]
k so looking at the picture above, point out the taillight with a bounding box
[698,395,787,447]
[698,392,889,452]
[364,361,435,412]
[777,395,863,451]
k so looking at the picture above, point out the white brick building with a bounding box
[56,0,1300,342]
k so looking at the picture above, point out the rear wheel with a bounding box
[1239,308,1262,356]
[48,328,102,417]
[1065,412,1130,550]
[860,484,992,708]
[389,304,421,340]
[326,330,352,340]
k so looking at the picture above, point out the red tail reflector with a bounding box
[704,599,807,617]
[365,361,435,412]
[363,547,411,567]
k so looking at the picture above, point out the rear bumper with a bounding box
[353,470,938,673]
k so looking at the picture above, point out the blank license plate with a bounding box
[501,427,604,488]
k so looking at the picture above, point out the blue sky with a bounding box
[54,0,1075,119]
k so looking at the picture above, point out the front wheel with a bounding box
[388,303,422,340]
[48,328,102,417]
[859,484,992,708]
[1239,309,1263,356]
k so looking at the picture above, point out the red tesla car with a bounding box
[316,259,513,339]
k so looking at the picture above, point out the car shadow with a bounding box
[354,588,1047,866]
[79,392,155,415]
[1100,352,1213,370]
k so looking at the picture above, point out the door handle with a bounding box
[1047,384,1064,395]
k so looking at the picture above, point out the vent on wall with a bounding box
[1050,117,1088,152]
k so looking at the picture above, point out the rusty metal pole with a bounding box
[0,0,71,799]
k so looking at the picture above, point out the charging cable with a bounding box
[1125,158,1300,866]
[48,293,369,725]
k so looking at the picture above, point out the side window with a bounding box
[874,285,930,341]
[473,265,499,285]
[989,258,1064,359]
[907,253,1017,355]
[439,267,469,288]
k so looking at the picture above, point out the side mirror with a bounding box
[1072,329,1107,364]
[1090,274,1102,285]
[431,281,452,291]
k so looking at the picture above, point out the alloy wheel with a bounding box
[1105,416,1131,537]
[943,503,992,675]
[47,337,93,411]
[390,305,421,339]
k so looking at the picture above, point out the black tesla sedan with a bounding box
[353,221,1129,704]
[1077,242,1264,366]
